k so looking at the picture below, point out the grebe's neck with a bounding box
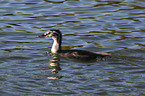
[51,38,62,54]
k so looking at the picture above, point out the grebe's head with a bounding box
[39,29,62,40]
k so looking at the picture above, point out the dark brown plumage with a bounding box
[39,29,111,61]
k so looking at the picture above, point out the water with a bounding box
[0,0,145,95]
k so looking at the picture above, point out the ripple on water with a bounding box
[0,0,145,95]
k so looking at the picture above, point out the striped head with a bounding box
[39,29,62,40]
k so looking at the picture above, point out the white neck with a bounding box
[51,38,61,54]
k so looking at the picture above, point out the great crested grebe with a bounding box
[39,29,111,61]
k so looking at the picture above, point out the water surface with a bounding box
[0,0,145,95]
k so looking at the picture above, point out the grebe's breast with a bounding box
[58,49,111,60]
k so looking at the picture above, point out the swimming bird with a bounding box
[39,29,111,61]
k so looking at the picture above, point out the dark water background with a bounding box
[0,0,145,95]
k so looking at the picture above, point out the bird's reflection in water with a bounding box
[47,55,62,80]
[49,56,61,73]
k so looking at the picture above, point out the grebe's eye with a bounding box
[52,33,59,36]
